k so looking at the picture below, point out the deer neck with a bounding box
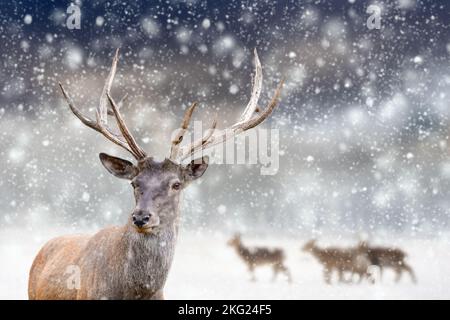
[118,221,178,298]
[310,246,321,256]
[236,242,249,257]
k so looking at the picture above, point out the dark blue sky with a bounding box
[1,0,449,118]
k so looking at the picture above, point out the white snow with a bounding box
[201,19,211,29]
[23,14,32,25]
[141,17,160,37]
[1,228,449,300]
[95,16,105,27]
[64,47,83,70]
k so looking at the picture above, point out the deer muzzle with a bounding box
[132,210,159,230]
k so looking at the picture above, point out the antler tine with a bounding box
[184,117,217,157]
[232,78,284,132]
[179,80,283,161]
[59,49,146,160]
[237,49,263,124]
[177,49,283,162]
[59,83,137,157]
[107,93,147,159]
[59,83,98,129]
[97,48,119,125]
[107,93,128,116]
[169,102,197,160]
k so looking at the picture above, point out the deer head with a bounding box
[59,49,282,234]
[97,153,208,233]
[302,239,317,252]
[227,233,242,247]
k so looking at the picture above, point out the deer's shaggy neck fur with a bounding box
[79,218,180,299]
[111,223,178,299]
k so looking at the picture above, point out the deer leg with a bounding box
[379,266,383,283]
[323,268,332,285]
[275,263,292,283]
[283,266,293,284]
[394,266,402,283]
[338,269,345,283]
[367,271,376,284]
[340,270,353,284]
[248,264,256,281]
[347,271,354,284]
[402,263,417,284]
[271,264,279,282]
[355,271,364,284]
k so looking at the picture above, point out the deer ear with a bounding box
[183,156,209,182]
[99,153,138,180]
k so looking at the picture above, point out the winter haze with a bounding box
[0,0,449,299]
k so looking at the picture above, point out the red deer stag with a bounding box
[28,49,283,299]
[227,234,292,282]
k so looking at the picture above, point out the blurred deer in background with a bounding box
[302,239,371,284]
[227,234,292,283]
[357,241,417,283]
[28,49,283,299]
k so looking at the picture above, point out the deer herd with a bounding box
[28,49,415,300]
[228,234,416,285]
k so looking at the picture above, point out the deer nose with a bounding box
[132,211,152,228]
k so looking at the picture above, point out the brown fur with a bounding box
[228,234,292,282]
[302,240,371,284]
[29,224,177,299]
[357,241,416,283]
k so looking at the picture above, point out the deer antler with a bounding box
[172,49,283,162]
[169,102,197,160]
[60,48,281,163]
[59,49,147,160]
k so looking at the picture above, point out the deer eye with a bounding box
[171,182,182,190]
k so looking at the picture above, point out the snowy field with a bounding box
[1,227,449,300]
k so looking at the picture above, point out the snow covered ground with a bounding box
[1,228,449,300]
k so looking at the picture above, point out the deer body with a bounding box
[28,49,282,299]
[302,240,370,284]
[357,242,416,283]
[29,224,177,299]
[228,235,291,282]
